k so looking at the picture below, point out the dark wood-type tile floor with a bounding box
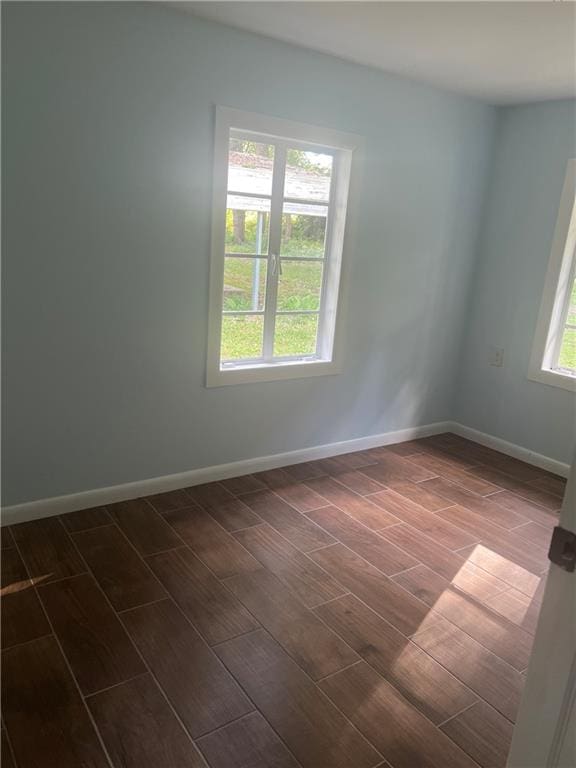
[1,433,564,768]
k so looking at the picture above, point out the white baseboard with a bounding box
[2,419,568,526]
[450,422,570,478]
[1,420,451,526]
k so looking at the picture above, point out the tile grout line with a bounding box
[314,658,364,684]
[84,671,150,699]
[194,710,258,744]
[435,700,478,729]
[310,590,352,609]
[116,596,171,615]
[1,631,55,654]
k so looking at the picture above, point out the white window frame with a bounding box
[528,159,576,392]
[206,107,357,387]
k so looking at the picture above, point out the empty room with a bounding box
[1,2,575,767]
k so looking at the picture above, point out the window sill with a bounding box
[206,358,340,387]
[527,366,576,392]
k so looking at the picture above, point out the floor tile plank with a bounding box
[1,527,15,550]
[307,506,418,575]
[306,477,401,530]
[393,565,533,670]
[438,506,548,574]
[385,441,426,457]
[316,594,476,724]
[333,451,380,470]
[234,523,346,608]
[379,523,473,581]
[215,630,381,768]
[146,489,196,514]
[241,490,335,551]
[528,473,566,498]
[412,619,523,721]
[385,480,454,511]
[38,574,145,694]
[407,453,502,496]
[162,506,260,578]
[513,520,553,549]
[72,524,167,611]
[379,529,510,600]
[1,548,51,649]
[60,506,112,533]
[2,635,109,768]
[282,461,327,482]
[332,470,385,495]
[414,437,481,470]
[310,544,433,636]
[487,490,558,527]
[320,661,477,768]
[484,588,542,636]
[122,599,252,737]
[369,490,479,550]
[477,453,555,485]
[465,467,561,511]
[146,548,259,645]
[12,517,85,583]
[253,469,330,512]
[187,482,262,530]
[1,729,16,768]
[220,474,268,496]
[417,478,528,529]
[225,568,359,680]
[361,451,438,484]
[441,701,514,768]
[108,498,182,555]
[88,674,206,768]
[197,711,299,768]
[453,543,541,598]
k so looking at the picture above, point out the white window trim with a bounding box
[206,107,359,387]
[528,159,576,393]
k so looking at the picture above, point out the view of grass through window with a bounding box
[221,139,331,362]
[558,277,576,372]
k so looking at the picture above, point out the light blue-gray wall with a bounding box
[455,101,576,464]
[3,2,497,505]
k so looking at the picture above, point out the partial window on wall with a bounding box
[529,159,576,391]
[206,108,357,386]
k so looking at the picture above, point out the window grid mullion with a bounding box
[263,142,287,361]
[227,189,272,201]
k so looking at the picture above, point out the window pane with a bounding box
[223,258,267,312]
[221,315,264,362]
[273,314,319,358]
[558,327,576,373]
[228,139,274,195]
[566,277,576,325]
[277,261,323,311]
[284,148,332,202]
[226,196,270,255]
[281,202,327,258]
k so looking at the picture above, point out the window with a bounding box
[207,108,356,386]
[529,159,576,391]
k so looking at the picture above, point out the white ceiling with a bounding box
[180,1,576,104]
